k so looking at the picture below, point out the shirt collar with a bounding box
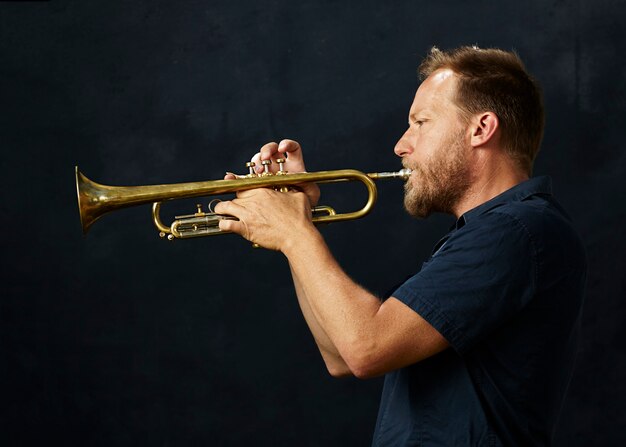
[456,176,553,228]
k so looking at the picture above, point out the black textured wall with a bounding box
[1,1,625,445]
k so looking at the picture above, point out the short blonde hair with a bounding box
[420,46,545,174]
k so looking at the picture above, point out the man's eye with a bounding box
[414,120,424,127]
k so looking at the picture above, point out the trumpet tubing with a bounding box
[75,159,411,241]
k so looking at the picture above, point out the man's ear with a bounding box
[469,112,499,148]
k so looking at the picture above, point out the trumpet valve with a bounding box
[261,159,273,176]
[246,162,257,177]
[276,158,287,175]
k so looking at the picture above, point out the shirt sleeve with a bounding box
[392,211,538,355]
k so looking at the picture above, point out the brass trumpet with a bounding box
[75,158,411,241]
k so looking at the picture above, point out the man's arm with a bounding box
[223,140,349,374]
[283,226,449,379]
[217,139,448,378]
[216,187,449,378]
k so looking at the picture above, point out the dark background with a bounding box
[1,0,625,445]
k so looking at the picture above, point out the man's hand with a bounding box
[214,187,316,252]
[225,139,321,207]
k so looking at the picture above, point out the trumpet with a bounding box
[75,158,411,241]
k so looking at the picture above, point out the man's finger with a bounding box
[213,199,247,219]
[259,142,279,162]
[251,151,264,173]
[278,139,303,161]
[218,218,244,235]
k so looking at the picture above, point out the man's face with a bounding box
[394,69,471,218]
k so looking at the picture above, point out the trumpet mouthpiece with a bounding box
[367,169,412,180]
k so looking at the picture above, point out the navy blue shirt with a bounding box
[372,177,586,446]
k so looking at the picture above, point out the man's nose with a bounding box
[394,130,413,157]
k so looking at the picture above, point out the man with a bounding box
[215,46,587,446]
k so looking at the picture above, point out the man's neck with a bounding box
[452,166,529,219]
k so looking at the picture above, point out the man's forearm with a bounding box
[289,263,352,376]
[283,228,384,375]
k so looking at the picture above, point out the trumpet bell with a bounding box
[76,167,109,234]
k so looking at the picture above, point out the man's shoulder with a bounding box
[461,176,574,237]
[454,183,585,259]
[474,192,587,276]
[486,192,580,244]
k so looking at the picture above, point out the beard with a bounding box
[403,130,471,218]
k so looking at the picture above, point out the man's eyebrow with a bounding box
[409,111,426,122]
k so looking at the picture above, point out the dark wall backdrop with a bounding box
[1,0,625,445]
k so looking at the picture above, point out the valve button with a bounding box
[276,158,287,175]
[246,162,257,177]
[261,159,272,176]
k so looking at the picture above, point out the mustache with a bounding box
[403,161,424,176]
